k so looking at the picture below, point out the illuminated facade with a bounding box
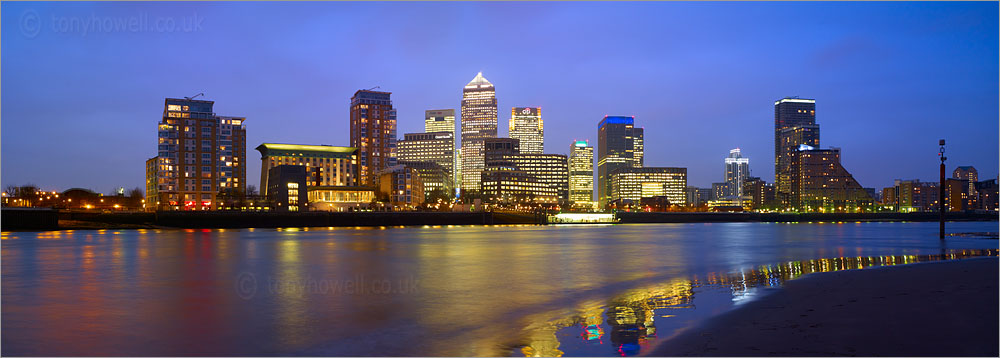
[774,97,817,195]
[351,89,397,187]
[481,169,559,204]
[255,143,358,196]
[424,109,455,134]
[597,116,644,208]
[397,160,451,197]
[266,165,308,212]
[724,148,750,198]
[509,107,544,154]
[397,131,455,195]
[308,186,374,212]
[509,154,569,204]
[460,72,498,193]
[378,165,425,208]
[147,97,247,211]
[953,166,979,209]
[777,125,820,196]
[742,177,776,211]
[569,140,594,205]
[608,167,687,206]
[787,147,873,211]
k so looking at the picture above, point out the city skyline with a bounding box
[2,2,998,193]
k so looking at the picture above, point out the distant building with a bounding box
[786,147,873,211]
[724,148,750,198]
[460,72,498,193]
[608,167,687,207]
[378,165,424,208]
[884,179,939,212]
[425,109,455,134]
[481,138,566,205]
[308,186,374,212]
[397,131,455,195]
[510,107,544,154]
[569,140,595,206]
[266,165,308,212]
[351,89,397,187]
[146,97,247,211]
[685,186,713,207]
[255,143,358,196]
[774,97,818,202]
[742,177,776,211]
[509,153,569,204]
[976,179,998,211]
[597,116,644,208]
[952,166,979,209]
[711,182,729,201]
[397,160,451,198]
[481,169,559,205]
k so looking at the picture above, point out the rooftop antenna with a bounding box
[367,86,380,91]
[185,93,204,100]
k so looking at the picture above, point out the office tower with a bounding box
[569,140,595,205]
[483,138,521,169]
[480,138,558,204]
[255,143,358,195]
[425,109,456,134]
[597,115,643,208]
[378,165,425,208]
[607,167,688,207]
[774,97,817,190]
[632,128,644,168]
[743,177,776,211]
[460,72,498,193]
[397,131,455,195]
[510,107,544,154]
[724,148,750,198]
[509,154,569,204]
[351,89,397,187]
[787,147,873,211]
[146,97,247,211]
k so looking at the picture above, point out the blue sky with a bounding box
[2,1,997,193]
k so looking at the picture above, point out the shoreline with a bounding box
[647,257,1000,357]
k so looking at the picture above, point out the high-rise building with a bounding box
[460,72,498,194]
[787,147,873,211]
[425,109,456,134]
[351,89,397,187]
[510,107,544,154]
[597,116,643,208]
[255,143,358,195]
[397,131,455,195]
[742,177,776,211]
[953,166,979,209]
[146,97,247,211]
[607,167,687,207]
[774,97,817,191]
[569,140,595,205]
[724,148,750,198]
[509,153,569,204]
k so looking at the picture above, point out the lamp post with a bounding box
[939,139,946,240]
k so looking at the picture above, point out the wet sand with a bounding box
[649,257,999,356]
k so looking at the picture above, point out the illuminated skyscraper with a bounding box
[146,97,247,211]
[774,97,817,189]
[787,147,873,211]
[424,109,455,134]
[569,140,594,205]
[724,148,750,198]
[460,72,498,193]
[351,89,397,187]
[397,131,455,195]
[510,107,544,154]
[608,167,687,207]
[597,116,643,208]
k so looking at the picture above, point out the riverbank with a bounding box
[648,257,999,356]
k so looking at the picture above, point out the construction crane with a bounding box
[184,93,205,100]
[367,86,380,91]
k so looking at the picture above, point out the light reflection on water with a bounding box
[1,222,997,356]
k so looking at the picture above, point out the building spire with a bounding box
[465,71,493,88]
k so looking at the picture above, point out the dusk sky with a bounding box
[2,1,997,193]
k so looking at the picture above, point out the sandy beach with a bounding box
[649,257,999,357]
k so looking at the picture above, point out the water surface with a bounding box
[2,222,996,356]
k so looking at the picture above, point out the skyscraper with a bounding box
[510,107,544,154]
[460,72,498,194]
[350,89,397,187]
[397,131,455,195]
[597,115,643,208]
[569,140,595,205]
[774,97,817,187]
[425,109,455,134]
[787,147,873,211]
[724,148,750,198]
[146,97,247,211]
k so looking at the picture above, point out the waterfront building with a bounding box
[685,186,713,207]
[425,109,455,134]
[146,97,247,211]
[378,165,425,208]
[308,186,375,212]
[724,148,750,198]
[607,167,687,207]
[597,116,644,208]
[351,89,397,187]
[976,179,998,211]
[255,143,357,195]
[460,72,498,193]
[953,166,979,209]
[483,138,521,169]
[510,107,544,154]
[480,169,559,205]
[266,165,308,212]
[569,140,595,206]
[774,97,818,200]
[397,131,455,195]
[742,177,776,211]
[509,153,569,204]
[397,160,451,198]
[884,179,937,212]
[711,182,729,201]
[786,146,873,211]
